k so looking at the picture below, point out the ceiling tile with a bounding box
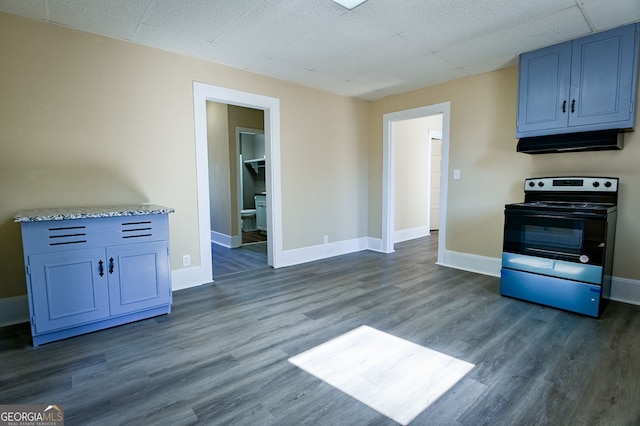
[460,55,518,76]
[316,31,441,81]
[269,15,385,70]
[51,0,150,19]
[213,0,345,58]
[48,1,141,40]
[134,23,213,59]
[580,0,640,30]
[0,0,46,19]
[142,0,262,41]
[2,0,638,100]
[350,53,464,95]
[435,6,592,67]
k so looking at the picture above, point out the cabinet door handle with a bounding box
[571,99,575,113]
[109,257,114,274]
[562,100,567,113]
[98,260,104,277]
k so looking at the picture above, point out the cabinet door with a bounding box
[107,241,171,316]
[569,24,638,128]
[255,201,267,231]
[516,41,572,136]
[28,248,110,334]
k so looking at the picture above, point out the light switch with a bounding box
[453,169,461,180]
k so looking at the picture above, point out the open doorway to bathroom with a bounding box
[237,127,268,246]
[207,103,268,279]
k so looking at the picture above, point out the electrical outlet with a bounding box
[182,254,191,267]
[324,235,329,245]
[453,169,461,180]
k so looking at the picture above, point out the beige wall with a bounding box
[1,11,638,303]
[0,12,369,299]
[370,67,640,281]
[206,103,264,238]
[207,102,231,237]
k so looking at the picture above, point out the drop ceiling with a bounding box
[1,0,639,100]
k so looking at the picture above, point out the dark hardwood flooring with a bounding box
[2,235,640,425]
[242,230,267,244]
[212,241,268,279]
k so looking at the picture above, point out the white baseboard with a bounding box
[438,249,502,277]
[171,266,212,291]
[281,237,370,267]
[0,295,29,327]
[210,231,241,249]
[367,237,385,253]
[610,276,640,305]
[394,226,430,243]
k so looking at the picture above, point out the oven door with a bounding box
[503,207,607,265]
[502,207,607,284]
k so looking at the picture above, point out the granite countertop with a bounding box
[13,204,175,223]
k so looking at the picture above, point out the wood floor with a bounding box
[2,235,640,425]
[212,241,268,279]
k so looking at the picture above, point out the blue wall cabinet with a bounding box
[255,194,267,232]
[517,23,639,137]
[18,210,172,346]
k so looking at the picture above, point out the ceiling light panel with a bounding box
[331,0,368,10]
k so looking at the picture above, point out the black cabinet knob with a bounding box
[593,181,600,187]
[604,181,612,188]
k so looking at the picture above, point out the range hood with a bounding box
[517,130,624,154]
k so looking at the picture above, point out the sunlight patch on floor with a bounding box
[288,325,474,425]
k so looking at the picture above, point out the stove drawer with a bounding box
[500,268,603,317]
[502,252,603,284]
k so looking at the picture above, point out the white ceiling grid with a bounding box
[0,0,639,100]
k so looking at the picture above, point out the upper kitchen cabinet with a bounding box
[517,23,639,138]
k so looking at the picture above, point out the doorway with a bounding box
[392,115,443,243]
[192,82,283,287]
[237,127,268,246]
[382,102,451,265]
[428,129,442,232]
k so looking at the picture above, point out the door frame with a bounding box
[382,102,450,265]
[193,82,283,285]
[427,129,442,232]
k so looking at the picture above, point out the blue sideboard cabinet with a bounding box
[14,205,174,346]
[517,23,639,138]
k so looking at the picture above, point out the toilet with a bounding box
[241,209,257,231]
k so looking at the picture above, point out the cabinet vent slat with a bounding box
[48,226,86,231]
[49,233,86,239]
[49,240,87,246]
[121,220,155,239]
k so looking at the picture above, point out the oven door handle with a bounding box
[526,247,582,258]
[507,211,606,220]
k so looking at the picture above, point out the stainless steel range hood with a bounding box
[517,130,624,154]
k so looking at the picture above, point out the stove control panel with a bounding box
[525,176,618,192]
